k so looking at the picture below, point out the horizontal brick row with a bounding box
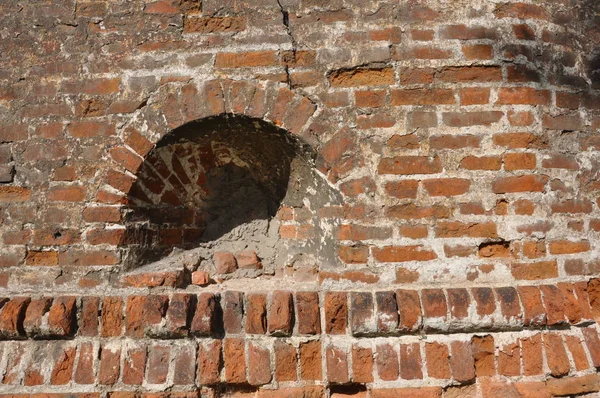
[1,327,599,390]
[0,280,598,340]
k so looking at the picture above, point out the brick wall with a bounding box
[0,0,599,396]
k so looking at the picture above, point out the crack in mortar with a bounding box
[276,0,297,89]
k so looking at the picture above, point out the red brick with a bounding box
[447,289,470,320]
[546,374,600,397]
[422,178,470,196]
[184,16,246,33]
[430,134,481,149]
[492,174,548,193]
[498,343,520,376]
[400,343,423,380]
[497,87,551,105]
[565,335,590,371]
[191,293,217,336]
[390,88,454,105]
[350,292,375,336]
[496,287,521,321]
[352,344,373,383]
[552,198,593,214]
[122,344,147,385]
[274,341,297,382]
[462,44,493,60]
[504,152,536,170]
[325,292,347,334]
[450,341,475,383]
[101,297,123,337]
[371,387,442,398]
[329,67,395,87]
[246,293,267,334]
[338,245,369,264]
[222,291,244,334]
[51,345,76,385]
[582,327,600,367]
[442,111,503,127]
[459,87,490,105]
[460,155,502,170]
[197,340,221,385]
[74,342,95,384]
[215,51,278,68]
[521,333,543,376]
[549,239,590,254]
[63,78,121,95]
[544,333,570,377]
[247,342,272,386]
[164,293,192,337]
[268,290,293,336]
[99,344,121,385]
[0,297,30,338]
[48,296,77,337]
[373,245,437,262]
[437,66,501,82]
[512,260,558,280]
[296,291,320,335]
[23,298,52,337]
[146,345,171,384]
[435,221,497,238]
[425,342,450,379]
[376,343,399,381]
[472,335,495,377]
[299,340,322,381]
[214,251,237,274]
[396,289,422,332]
[385,180,419,199]
[473,287,496,317]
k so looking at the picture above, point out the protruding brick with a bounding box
[376,291,399,333]
[325,292,348,334]
[23,298,52,337]
[48,296,77,337]
[165,293,193,337]
[0,297,31,338]
[191,293,218,336]
[351,292,375,336]
[396,289,422,332]
[101,297,123,337]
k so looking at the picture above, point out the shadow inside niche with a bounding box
[121,114,332,269]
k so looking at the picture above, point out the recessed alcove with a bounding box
[121,114,342,273]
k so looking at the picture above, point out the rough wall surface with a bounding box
[1,0,600,396]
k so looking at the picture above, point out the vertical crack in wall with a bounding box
[276,0,297,89]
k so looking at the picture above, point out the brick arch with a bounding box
[99,79,319,200]
[93,79,351,271]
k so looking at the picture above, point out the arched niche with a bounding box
[121,114,342,274]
